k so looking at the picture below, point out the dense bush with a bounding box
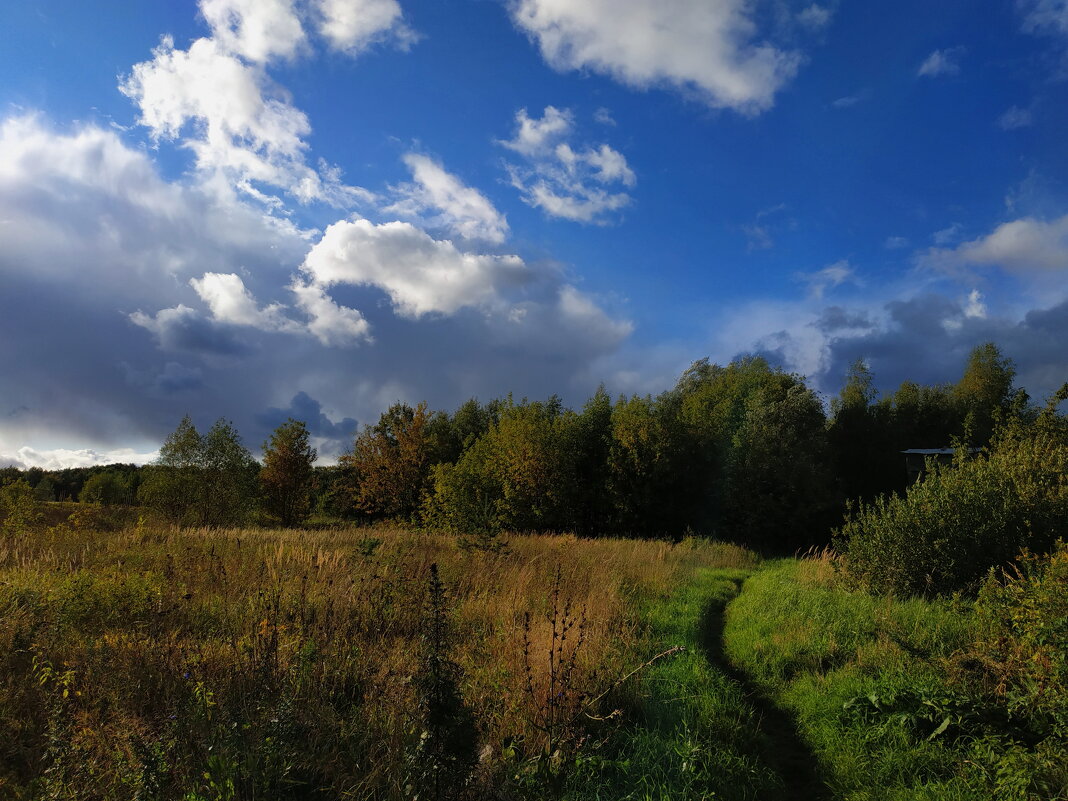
[975,541,1068,737]
[423,398,577,536]
[78,471,133,506]
[0,479,40,536]
[837,416,1068,597]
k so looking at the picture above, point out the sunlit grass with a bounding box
[723,556,1065,801]
[0,522,754,799]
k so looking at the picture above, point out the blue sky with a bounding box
[2,0,1067,467]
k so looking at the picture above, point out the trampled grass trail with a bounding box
[565,564,831,800]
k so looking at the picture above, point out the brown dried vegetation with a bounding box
[0,520,754,799]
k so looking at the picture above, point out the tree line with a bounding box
[337,342,1034,551]
[5,341,1051,553]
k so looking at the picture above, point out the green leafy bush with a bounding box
[0,479,41,536]
[837,419,1068,597]
[975,541,1068,737]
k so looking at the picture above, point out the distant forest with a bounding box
[4,342,1061,553]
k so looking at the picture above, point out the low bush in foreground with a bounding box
[974,541,1068,740]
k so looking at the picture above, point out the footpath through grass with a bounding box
[563,564,820,801]
[573,552,1066,801]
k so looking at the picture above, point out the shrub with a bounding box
[78,472,130,506]
[837,418,1068,597]
[974,541,1068,737]
[0,479,41,536]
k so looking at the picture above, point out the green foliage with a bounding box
[138,416,205,523]
[723,382,835,550]
[138,416,257,526]
[259,419,316,526]
[33,476,56,502]
[827,344,1030,507]
[424,436,502,539]
[827,360,900,503]
[199,420,258,526]
[673,356,836,547]
[725,560,1066,801]
[605,393,681,537]
[1,478,42,536]
[423,397,578,536]
[78,471,131,506]
[570,386,614,536]
[954,342,1020,446]
[837,415,1068,597]
[975,541,1068,737]
[343,402,436,522]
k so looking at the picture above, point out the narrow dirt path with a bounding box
[698,578,831,801]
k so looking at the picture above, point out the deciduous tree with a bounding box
[260,419,316,526]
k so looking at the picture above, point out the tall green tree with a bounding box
[198,419,258,526]
[827,360,898,503]
[723,382,835,551]
[32,476,55,502]
[138,415,203,524]
[954,342,1021,445]
[606,394,682,536]
[570,386,614,536]
[79,471,130,506]
[260,419,317,526]
[138,416,257,526]
[423,397,578,535]
[674,356,810,536]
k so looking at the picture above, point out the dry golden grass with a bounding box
[0,521,756,800]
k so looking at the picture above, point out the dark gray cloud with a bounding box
[817,295,1068,402]
[813,305,876,333]
[131,306,255,357]
[256,392,358,443]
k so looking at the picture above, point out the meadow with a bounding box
[2,512,1064,800]
[0,516,759,799]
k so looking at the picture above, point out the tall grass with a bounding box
[0,521,752,799]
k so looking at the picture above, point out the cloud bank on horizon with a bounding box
[1,0,1067,468]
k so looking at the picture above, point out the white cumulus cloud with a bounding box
[289,279,373,346]
[499,106,636,223]
[300,218,530,317]
[313,0,417,54]
[190,271,302,332]
[509,0,801,114]
[949,215,1068,272]
[388,154,509,243]
[199,0,307,63]
[121,0,374,211]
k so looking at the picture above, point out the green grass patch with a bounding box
[563,566,790,801]
[723,559,1067,801]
